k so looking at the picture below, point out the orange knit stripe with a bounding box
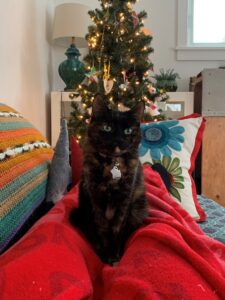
[0,105,18,113]
[0,169,48,218]
[0,150,53,187]
[0,128,46,140]
[0,153,52,188]
[0,148,53,172]
[0,134,46,149]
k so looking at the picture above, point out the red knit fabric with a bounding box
[1,166,225,300]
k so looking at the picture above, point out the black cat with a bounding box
[70,95,148,264]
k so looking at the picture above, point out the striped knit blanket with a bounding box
[0,103,53,253]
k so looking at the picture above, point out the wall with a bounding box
[135,0,225,91]
[0,0,224,137]
[52,0,225,92]
[0,0,53,138]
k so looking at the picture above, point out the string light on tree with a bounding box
[119,12,125,22]
[120,27,126,35]
[127,2,132,10]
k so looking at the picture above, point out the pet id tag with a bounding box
[110,162,121,180]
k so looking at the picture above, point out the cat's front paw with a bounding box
[107,256,120,266]
[99,254,120,265]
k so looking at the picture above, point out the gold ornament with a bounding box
[103,61,111,81]
[103,61,114,94]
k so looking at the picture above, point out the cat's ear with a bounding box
[91,94,109,120]
[131,101,145,123]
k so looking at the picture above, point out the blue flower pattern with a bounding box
[139,120,185,161]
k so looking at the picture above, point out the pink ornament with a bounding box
[132,11,139,28]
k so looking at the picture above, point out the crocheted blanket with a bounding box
[0,103,53,253]
[1,166,225,300]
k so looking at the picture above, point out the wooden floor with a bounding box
[202,117,225,207]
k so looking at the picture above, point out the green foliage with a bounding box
[153,68,180,92]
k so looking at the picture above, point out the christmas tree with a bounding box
[69,0,167,144]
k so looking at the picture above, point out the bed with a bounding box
[198,195,225,244]
[1,166,225,299]
[1,103,225,299]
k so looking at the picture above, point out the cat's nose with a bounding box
[114,146,121,154]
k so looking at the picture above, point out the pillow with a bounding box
[139,114,206,221]
[46,119,71,204]
[0,103,53,253]
[70,135,83,187]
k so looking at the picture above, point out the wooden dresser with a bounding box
[193,69,225,206]
[202,117,225,206]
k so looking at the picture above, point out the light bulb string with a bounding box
[97,4,111,89]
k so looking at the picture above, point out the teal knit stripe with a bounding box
[0,121,34,130]
[0,181,47,244]
[0,162,50,203]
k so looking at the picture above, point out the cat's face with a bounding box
[87,95,144,157]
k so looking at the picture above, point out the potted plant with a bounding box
[153,68,180,92]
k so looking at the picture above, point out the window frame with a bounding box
[176,0,225,61]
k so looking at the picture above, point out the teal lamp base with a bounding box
[58,44,86,91]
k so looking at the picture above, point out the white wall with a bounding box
[0,0,53,139]
[136,0,225,90]
[52,0,225,92]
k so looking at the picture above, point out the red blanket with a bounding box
[1,166,225,300]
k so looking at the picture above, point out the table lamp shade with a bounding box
[52,3,90,48]
[52,3,90,90]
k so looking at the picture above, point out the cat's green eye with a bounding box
[103,124,112,132]
[124,128,133,135]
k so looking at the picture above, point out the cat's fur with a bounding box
[70,95,148,264]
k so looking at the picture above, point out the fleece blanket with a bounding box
[1,166,225,300]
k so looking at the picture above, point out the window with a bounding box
[191,0,225,45]
[176,0,225,60]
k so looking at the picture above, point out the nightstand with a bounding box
[165,92,194,118]
[192,69,225,206]
[51,91,81,148]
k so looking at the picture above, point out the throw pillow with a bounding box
[46,119,71,204]
[0,103,53,253]
[70,135,83,187]
[139,114,206,221]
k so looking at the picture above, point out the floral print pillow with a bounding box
[139,115,206,221]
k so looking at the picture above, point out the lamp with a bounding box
[52,3,90,91]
